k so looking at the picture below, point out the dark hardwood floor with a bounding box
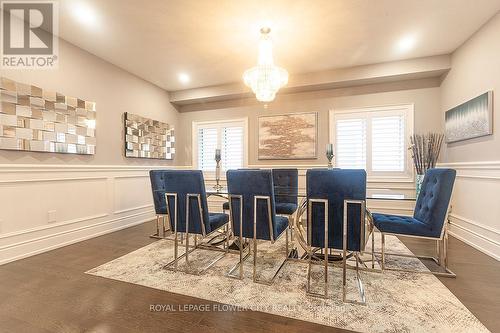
[0,221,498,333]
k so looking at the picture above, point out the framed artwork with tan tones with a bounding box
[258,112,317,160]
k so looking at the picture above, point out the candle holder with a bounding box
[326,144,334,169]
[214,149,222,192]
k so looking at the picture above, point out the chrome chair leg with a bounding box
[253,228,290,286]
[164,193,227,275]
[371,227,375,269]
[162,215,169,234]
[305,199,329,298]
[227,195,249,280]
[227,235,251,279]
[377,230,456,277]
[156,215,160,236]
[185,200,190,265]
[342,252,366,305]
[149,215,164,239]
[436,238,441,266]
[381,233,386,271]
[342,200,366,305]
[252,195,290,286]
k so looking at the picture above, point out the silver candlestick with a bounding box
[214,149,222,192]
[326,143,334,169]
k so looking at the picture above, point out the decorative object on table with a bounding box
[214,148,222,192]
[124,112,175,159]
[0,77,96,154]
[445,91,493,143]
[258,112,317,160]
[243,27,288,103]
[409,133,444,195]
[326,143,334,169]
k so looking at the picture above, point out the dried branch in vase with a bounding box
[408,133,444,175]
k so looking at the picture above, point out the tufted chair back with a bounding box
[227,169,280,241]
[307,169,366,251]
[162,170,210,234]
[272,169,298,206]
[413,168,456,237]
[149,170,168,215]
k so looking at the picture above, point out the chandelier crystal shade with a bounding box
[243,27,288,102]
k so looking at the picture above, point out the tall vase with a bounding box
[415,174,425,197]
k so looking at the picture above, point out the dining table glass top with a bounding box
[206,186,417,201]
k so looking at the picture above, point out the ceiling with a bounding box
[58,0,500,91]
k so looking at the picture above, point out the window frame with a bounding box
[192,118,249,177]
[329,104,414,182]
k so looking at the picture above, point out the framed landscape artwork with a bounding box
[445,91,493,143]
[258,112,317,159]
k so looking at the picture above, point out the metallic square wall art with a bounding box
[0,77,96,154]
[124,112,175,159]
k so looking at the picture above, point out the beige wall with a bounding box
[438,13,500,261]
[441,12,500,162]
[177,78,442,167]
[0,39,179,166]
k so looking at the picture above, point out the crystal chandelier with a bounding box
[243,27,288,103]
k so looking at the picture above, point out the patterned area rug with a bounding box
[86,232,489,333]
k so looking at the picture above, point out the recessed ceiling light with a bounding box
[71,2,99,28]
[396,35,417,53]
[178,73,190,84]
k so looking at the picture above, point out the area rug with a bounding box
[86,232,489,333]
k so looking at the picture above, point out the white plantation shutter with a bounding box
[197,127,218,171]
[195,120,246,171]
[222,126,244,170]
[332,105,411,177]
[336,119,367,169]
[372,116,405,172]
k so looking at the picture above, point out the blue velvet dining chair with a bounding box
[162,170,230,275]
[306,169,369,303]
[226,169,290,285]
[272,168,299,215]
[372,168,456,277]
[272,169,298,246]
[149,170,170,239]
[221,168,261,213]
[223,168,298,214]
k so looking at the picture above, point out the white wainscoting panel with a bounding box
[438,161,500,261]
[0,164,188,266]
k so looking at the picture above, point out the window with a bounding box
[336,119,367,169]
[330,105,413,178]
[193,119,247,172]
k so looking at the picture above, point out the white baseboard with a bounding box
[448,228,500,262]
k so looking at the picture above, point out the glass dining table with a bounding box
[206,186,417,202]
[206,186,416,262]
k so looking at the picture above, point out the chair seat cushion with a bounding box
[274,215,289,240]
[372,213,440,238]
[222,201,229,210]
[275,202,298,215]
[208,213,229,232]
